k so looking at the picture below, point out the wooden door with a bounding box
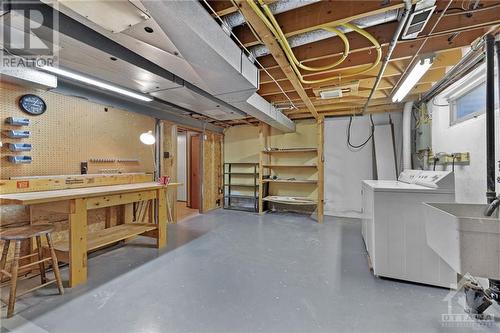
[189,134,201,209]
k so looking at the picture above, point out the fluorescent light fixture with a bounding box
[38,66,153,102]
[140,130,156,145]
[392,55,434,103]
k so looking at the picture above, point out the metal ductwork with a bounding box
[233,93,295,132]
[12,1,294,131]
[142,0,258,102]
[222,0,321,29]
[142,0,295,132]
[0,65,57,89]
[249,10,400,58]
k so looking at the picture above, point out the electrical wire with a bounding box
[247,0,382,85]
[347,114,375,149]
[258,0,350,72]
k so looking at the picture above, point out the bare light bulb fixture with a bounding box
[139,130,156,145]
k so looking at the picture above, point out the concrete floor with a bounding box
[1,209,499,333]
[176,201,199,221]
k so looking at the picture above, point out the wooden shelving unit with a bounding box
[258,118,324,223]
[223,162,260,212]
[262,179,318,184]
[262,164,317,168]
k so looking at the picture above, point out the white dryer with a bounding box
[361,170,457,288]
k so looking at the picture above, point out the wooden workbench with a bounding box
[0,182,179,287]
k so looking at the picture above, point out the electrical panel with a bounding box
[416,122,431,151]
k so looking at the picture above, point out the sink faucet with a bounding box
[484,196,500,216]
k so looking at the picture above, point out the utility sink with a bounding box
[423,203,500,280]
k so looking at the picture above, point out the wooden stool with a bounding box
[0,225,64,318]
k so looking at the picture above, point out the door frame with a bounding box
[177,126,204,213]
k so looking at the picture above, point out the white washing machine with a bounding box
[361,170,457,288]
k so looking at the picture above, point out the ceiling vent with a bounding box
[401,5,436,40]
[314,81,359,100]
[319,89,343,99]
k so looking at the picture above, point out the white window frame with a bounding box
[443,63,499,126]
[449,80,486,126]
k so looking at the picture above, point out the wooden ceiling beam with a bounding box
[233,0,408,47]
[258,65,447,96]
[260,60,405,85]
[206,1,238,16]
[288,102,403,115]
[257,21,399,69]
[256,9,498,71]
[259,27,485,84]
[289,104,404,120]
[234,0,318,119]
[283,95,418,113]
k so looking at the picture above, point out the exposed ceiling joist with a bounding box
[255,7,498,71]
[234,0,319,119]
[289,104,404,119]
[234,0,409,47]
[259,27,486,85]
[206,0,239,16]
[258,62,451,96]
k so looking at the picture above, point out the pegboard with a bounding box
[0,82,155,178]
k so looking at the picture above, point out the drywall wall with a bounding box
[0,81,155,178]
[324,112,403,218]
[428,64,499,203]
[177,132,187,201]
[224,120,318,163]
[269,119,318,148]
[224,124,260,163]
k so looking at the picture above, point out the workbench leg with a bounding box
[156,189,167,248]
[171,190,178,223]
[69,198,87,287]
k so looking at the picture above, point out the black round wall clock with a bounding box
[19,94,47,116]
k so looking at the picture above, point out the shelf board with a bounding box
[50,223,157,254]
[224,172,259,175]
[262,148,317,153]
[223,183,258,187]
[262,179,318,184]
[263,196,317,206]
[224,194,258,199]
[223,206,257,212]
[262,164,317,168]
[224,162,258,165]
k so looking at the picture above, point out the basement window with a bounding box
[450,82,486,125]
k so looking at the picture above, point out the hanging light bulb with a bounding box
[140,131,156,145]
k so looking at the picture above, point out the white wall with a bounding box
[428,64,499,203]
[177,132,187,201]
[324,112,403,217]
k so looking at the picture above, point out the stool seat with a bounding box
[0,224,63,318]
[0,225,54,241]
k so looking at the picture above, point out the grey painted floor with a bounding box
[1,209,499,333]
